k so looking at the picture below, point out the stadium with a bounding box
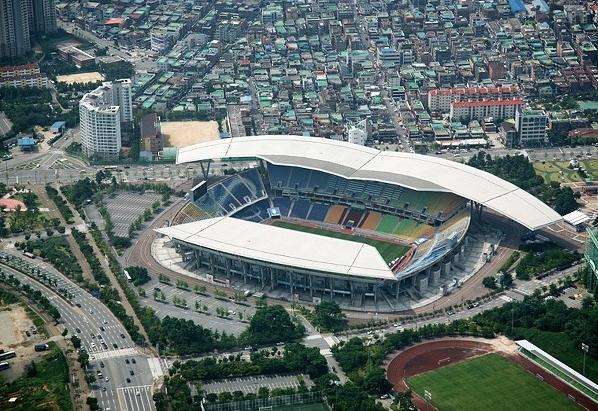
[156,136,561,311]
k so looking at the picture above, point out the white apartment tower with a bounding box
[79,79,133,159]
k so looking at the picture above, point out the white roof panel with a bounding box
[156,217,395,281]
[176,136,562,230]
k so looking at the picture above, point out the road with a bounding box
[0,251,162,411]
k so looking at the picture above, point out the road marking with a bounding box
[146,357,164,379]
[93,347,139,360]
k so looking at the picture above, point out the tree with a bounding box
[361,367,393,395]
[71,335,81,349]
[86,396,99,411]
[78,350,89,367]
[312,301,347,332]
[126,266,151,286]
[25,360,37,377]
[499,272,513,289]
[241,305,304,345]
[482,276,497,290]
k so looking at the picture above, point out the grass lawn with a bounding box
[516,328,598,383]
[407,353,579,411]
[271,220,409,263]
[533,161,583,183]
[0,342,72,411]
[533,160,598,183]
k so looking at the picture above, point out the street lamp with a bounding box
[581,343,589,376]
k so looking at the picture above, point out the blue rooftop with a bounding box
[51,121,66,131]
[17,137,36,146]
[509,0,526,14]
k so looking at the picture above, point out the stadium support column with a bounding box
[395,280,400,300]
[199,160,212,179]
[290,271,294,295]
[309,275,313,298]
[260,266,265,288]
[194,250,200,269]
[224,257,231,281]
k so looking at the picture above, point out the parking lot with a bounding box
[104,192,162,237]
[202,374,311,395]
[140,278,255,336]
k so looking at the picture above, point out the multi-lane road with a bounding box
[0,251,163,411]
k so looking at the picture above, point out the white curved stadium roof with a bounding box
[177,136,562,230]
[157,217,395,280]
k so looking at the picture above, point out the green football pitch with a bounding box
[271,220,409,263]
[407,353,579,411]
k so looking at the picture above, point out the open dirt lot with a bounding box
[56,71,104,85]
[161,121,220,148]
[0,305,35,347]
[0,304,47,383]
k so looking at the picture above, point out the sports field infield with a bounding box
[271,220,409,263]
[407,353,579,411]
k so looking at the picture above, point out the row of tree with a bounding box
[467,152,580,214]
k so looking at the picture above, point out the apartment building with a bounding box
[450,99,524,122]
[428,85,520,112]
[0,0,31,58]
[0,62,48,87]
[79,80,133,159]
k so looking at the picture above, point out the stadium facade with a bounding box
[157,136,561,307]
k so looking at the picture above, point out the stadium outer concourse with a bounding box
[155,136,562,309]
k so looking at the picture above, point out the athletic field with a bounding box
[407,353,579,411]
[271,220,409,263]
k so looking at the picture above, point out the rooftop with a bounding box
[177,136,562,230]
[156,217,395,280]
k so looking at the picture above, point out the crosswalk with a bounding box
[92,347,140,360]
[116,385,154,411]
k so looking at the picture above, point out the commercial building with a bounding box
[450,99,524,122]
[79,80,132,160]
[0,0,31,58]
[515,108,548,147]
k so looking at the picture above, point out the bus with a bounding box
[0,351,16,361]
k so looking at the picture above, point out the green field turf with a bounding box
[407,353,579,411]
[271,220,409,263]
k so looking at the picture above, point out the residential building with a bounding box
[450,99,524,122]
[139,113,163,156]
[27,0,56,33]
[0,0,31,58]
[79,81,134,160]
[515,108,547,147]
[428,86,520,112]
[0,62,48,87]
[112,78,133,123]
